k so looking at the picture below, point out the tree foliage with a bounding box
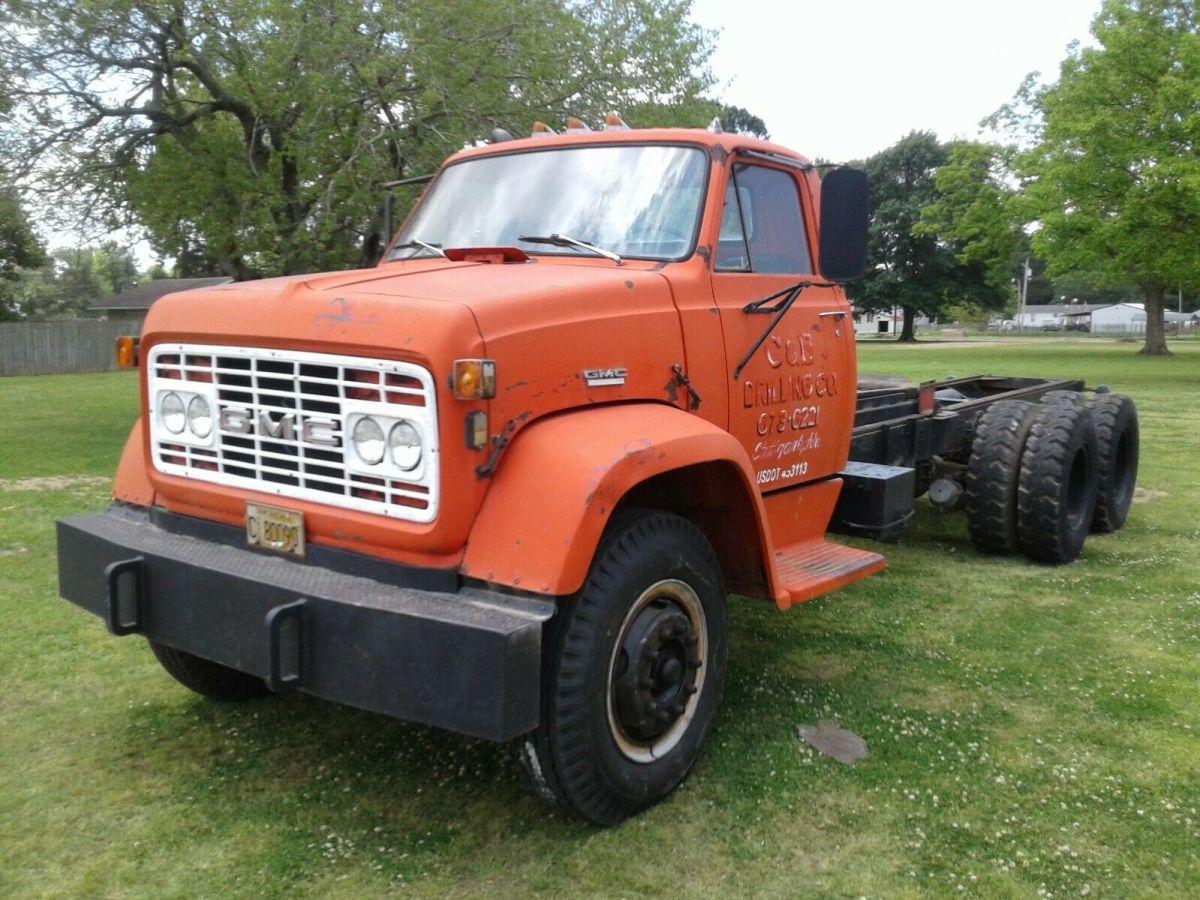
[718,105,768,139]
[1,243,143,321]
[850,131,1010,341]
[1000,0,1200,355]
[0,172,48,320]
[2,0,717,279]
[919,141,1025,303]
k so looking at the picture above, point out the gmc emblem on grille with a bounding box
[219,407,340,447]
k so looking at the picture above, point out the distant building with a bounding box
[1012,304,1105,331]
[1004,302,1196,334]
[851,308,933,336]
[90,277,231,323]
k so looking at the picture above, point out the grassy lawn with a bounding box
[2,341,1198,897]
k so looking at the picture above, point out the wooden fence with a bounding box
[0,319,144,376]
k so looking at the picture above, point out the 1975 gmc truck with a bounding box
[58,119,1138,824]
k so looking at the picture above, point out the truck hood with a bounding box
[143,257,672,350]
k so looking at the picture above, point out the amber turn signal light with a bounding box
[452,359,496,400]
[115,336,140,369]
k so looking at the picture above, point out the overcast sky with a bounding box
[689,0,1103,162]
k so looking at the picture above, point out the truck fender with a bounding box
[112,420,156,507]
[460,403,771,597]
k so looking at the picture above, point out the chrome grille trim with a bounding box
[147,344,439,523]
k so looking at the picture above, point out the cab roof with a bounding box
[444,126,814,170]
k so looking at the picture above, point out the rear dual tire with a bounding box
[966,393,1133,564]
[1089,394,1139,533]
[1016,401,1099,564]
[964,399,1039,555]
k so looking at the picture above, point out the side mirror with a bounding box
[818,168,869,283]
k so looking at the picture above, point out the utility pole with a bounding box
[1018,257,1031,334]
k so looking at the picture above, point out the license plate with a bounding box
[245,503,305,558]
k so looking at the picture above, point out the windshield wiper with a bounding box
[389,239,446,259]
[517,233,622,265]
[731,279,834,381]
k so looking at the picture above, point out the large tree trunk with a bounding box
[898,305,917,342]
[1138,281,1172,356]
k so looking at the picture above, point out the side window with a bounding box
[714,164,812,275]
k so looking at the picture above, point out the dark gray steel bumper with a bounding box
[57,506,555,742]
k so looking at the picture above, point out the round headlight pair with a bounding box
[352,417,421,471]
[160,392,212,439]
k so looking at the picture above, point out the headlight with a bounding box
[352,417,386,465]
[186,395,212,438]
[160,392,186,434]
[389,421,422,471]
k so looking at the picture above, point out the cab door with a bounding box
[710,161,856,490]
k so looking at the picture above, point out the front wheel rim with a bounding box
[606,579,708,764]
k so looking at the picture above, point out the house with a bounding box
[90,277,231,323]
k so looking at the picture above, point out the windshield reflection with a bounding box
[391,145,708,262]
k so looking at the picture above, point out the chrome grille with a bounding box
[147,344,439,522]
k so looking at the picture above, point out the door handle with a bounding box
[819,311,847,319]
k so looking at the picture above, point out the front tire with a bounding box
[149,641,270,701]
[519,510,728,825]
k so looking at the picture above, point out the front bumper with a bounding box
[57,506,555,742]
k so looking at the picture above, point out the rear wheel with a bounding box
[1089,394,1139,533]
[1016,402,1099,564]
[1038,389,1085,407]
[964,399,1038,555]
[518,510,727,825]
[149,641,269,701]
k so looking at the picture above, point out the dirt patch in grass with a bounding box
[1133,487,1168,504]
[0,475,109,493]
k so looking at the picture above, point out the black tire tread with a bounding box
[518,510,725,826]
[1016,402,1099,564]
[1039,389,1085,407]
[149,641,270,701]
[964,399,1038,555]
[1089,394,1139,533]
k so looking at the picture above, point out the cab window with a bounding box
[715,164,812,274]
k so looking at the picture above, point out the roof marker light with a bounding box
[706,117,724,134]
[603,113,629,131]
[565,116,591,134]
[531,121,557,138]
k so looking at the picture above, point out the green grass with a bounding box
[3,342,1199,897]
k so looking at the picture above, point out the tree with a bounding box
[718,105,769,139]
[3,0,717,280]
[1001,0,1200,355]
[919,141,1025,311]
[850,132,1009,341]
[0,174,47,321]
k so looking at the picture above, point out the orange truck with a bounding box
[57,121,1138,825]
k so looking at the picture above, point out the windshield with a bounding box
[391,144,708,262]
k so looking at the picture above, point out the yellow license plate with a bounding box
[245,503,305,558]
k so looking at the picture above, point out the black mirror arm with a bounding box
[732,280,831,381]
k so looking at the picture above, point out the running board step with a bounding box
[773,541,886,608]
